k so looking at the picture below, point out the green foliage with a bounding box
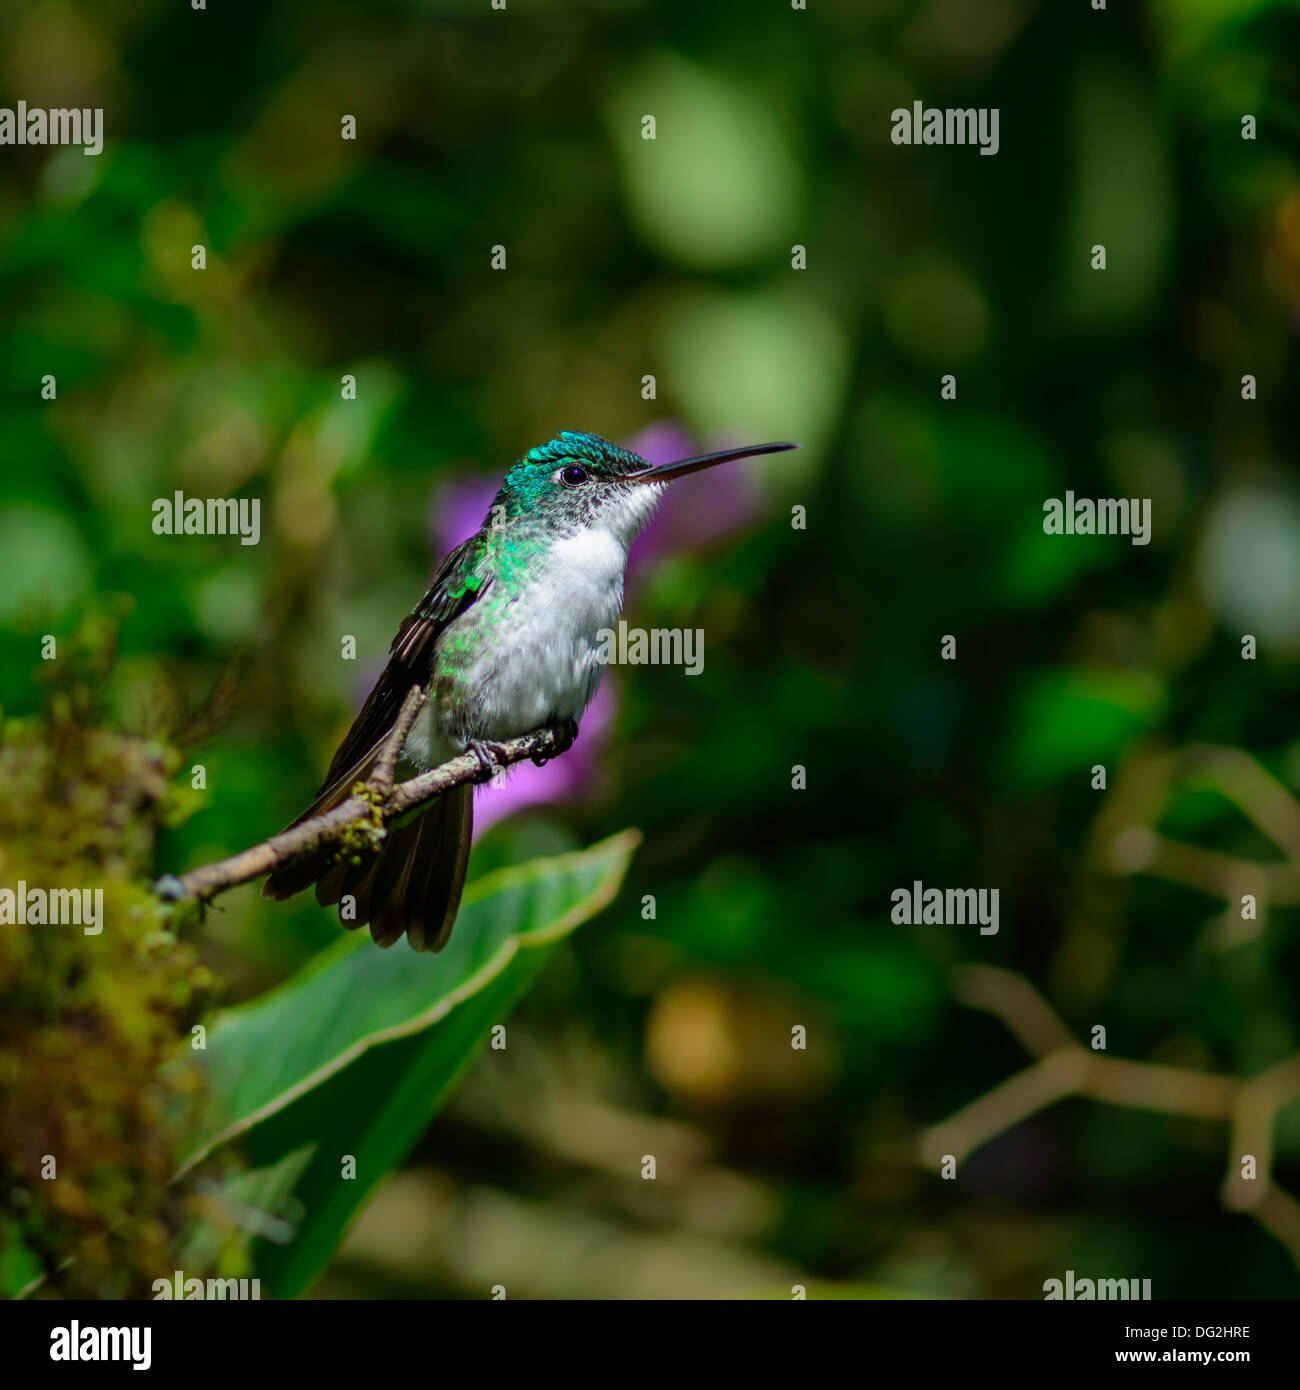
[2,0,1300,1301]
[0,616,220,1298]
[177,832,638,1297]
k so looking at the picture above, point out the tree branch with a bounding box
[157,719,576,907]
[924,962,1300,1270]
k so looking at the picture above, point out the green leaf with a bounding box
[1001,670,1165,791]
[1060,67,1173,326]
[658,286,847,472]
[1,1223,44,1299]
[605,54,802,270]
[178,830,639,1296]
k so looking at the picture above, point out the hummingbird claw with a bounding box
[467,740,506,783]
[533,717,578,766]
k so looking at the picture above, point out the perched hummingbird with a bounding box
[263,430,797,952]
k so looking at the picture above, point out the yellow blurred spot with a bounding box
[645,976,832,1105]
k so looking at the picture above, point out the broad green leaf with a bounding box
[240,959,532,1295]
[178,830,638,1295]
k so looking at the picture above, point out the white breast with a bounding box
[450,525,627,746]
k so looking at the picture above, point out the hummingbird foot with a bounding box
[467,740,509,784]
[533,716,578,767]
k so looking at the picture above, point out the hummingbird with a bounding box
[262,430,797,952]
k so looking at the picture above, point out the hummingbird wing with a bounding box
[261,533,489,915]
[321,532,490,796]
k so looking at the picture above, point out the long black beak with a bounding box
[626,440,798,483]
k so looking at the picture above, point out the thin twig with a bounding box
[924,963,1300,1270]
[160,722,574,906]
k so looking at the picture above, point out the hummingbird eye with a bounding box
[558,464,590,486]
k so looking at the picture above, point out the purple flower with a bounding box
[472,677,618,837]
[429,477,499,555]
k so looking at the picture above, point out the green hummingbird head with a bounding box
[487,430,797,545]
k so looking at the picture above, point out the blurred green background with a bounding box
[3,0,1300,1299]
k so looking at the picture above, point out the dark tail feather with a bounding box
[369,785,473,952]
[406,785,473,952]
[261,749,378,903]
[263,770,474,952]
[261,826,349,903]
